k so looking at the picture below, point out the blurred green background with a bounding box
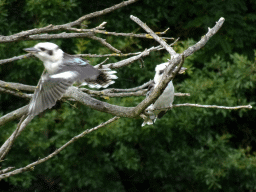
[0,0,256,191]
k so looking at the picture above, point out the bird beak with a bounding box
[23,47,39,53]
[178,67,187,74]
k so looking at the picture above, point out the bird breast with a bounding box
[153,81,174,109]
[43,60,62,74]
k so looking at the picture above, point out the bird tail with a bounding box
[141,111,157,127]
[81,68,118,89]
[141,116,154,127]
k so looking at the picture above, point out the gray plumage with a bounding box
[24,42,117,116]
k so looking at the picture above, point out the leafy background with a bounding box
[0,0,256,191]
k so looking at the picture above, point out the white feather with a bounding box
[50,71,78,80]
[142,63,175,126]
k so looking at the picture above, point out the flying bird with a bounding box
[141,63,186,126]
[23,42,118,116]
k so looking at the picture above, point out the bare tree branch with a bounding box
[0,53,32,65]
[67,27,174,40]
[82,80,153,93]
[0,116,119,180]
[77,52,141,58]
[0,80,35,92]
[0,78,190,99]
[173,103,252,109]
[0,106,28,127]
[63,0,139,27]
[98,45,162,69]
[174,93,190,97]
[25,32,93,41]
[0,115,33,160]
[89,35,121,53]
[0,0,139,43]
[0,167,15,174]
[130,15,178,57]
[183,17,225,57]
[0,87,31,99]
[65,87,135,117]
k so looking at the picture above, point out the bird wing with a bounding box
[59,53,101,82]
[28,73,75,116]
[146,81,155,97]
[58,53,117,88]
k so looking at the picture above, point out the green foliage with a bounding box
[1,0,256,191]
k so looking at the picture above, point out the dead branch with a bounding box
[0,0,139,43]
[0,87,31,99]
[130,15,178,57]
[89,36,121,53]
[183,18,225,58]
[77,52,141,58]
[97,45,162,69]
[0,115,34,160]
[0,116,119,180]
[0,53,32,65]
[173,103,252,109]
[0,106,28,127]
[0,167,15,175]
[0,80,35,92]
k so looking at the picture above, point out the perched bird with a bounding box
[141,63,186,127]
[24,42,117,116]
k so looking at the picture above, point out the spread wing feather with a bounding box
[28,75,74,116]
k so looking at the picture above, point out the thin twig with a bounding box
[64,0,139,27]
[0,116,119,180]
[172,103,252,109]
[77,52,141,58]
[0,0,139,43]
[183,17,225,58]
[0,53,32,65]
[66,28,174,40]
[89,36,121,53]
[130,15,178,57]
[98,45,162,69]
[149,103,253,112]
[0,115,33,160]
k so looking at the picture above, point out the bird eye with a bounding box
[48,50,53,55]
[39,47,46,51]
[159,70,164,75]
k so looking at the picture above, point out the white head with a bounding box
[154,63,168,84]
[24,42,64,63]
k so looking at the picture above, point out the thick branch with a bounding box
[0,87,31,99]
[0,106,28,127]
[0,167,15,175]
[0,80,35,92]
[65,87,135,117]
